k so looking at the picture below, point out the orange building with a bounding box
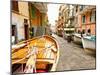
[75,5,96,35]
[29,2,48,37]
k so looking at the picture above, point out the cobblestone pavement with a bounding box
[52,34,96,71]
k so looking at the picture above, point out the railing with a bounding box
[79,6,96,15]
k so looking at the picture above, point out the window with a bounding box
[87,29,91,35]
[90,11,96,23]
[31,5,36,19]
[12,1,19,12]
[80,5,84,11]
[78,30,81,34]
[79,5,85,11]
[24,19,28,24]
[87,29,91,33]
[12,25,17,44]
[62,16,63,19]
[59,12,61,16]
[76,6,78,12]
[82,29,85,34]
[12,25,16,36]
[82,15,86,23]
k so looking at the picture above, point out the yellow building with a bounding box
[29,2,48,37]
[57,4,70,36]
[67,5,75,27]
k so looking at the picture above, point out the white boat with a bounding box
[82,35,96,54]
[73,33,82,45]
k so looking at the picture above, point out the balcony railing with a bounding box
[79,5,96,15]
[85,6,96,10]
[33,3,47,13]
[79,5,85,11]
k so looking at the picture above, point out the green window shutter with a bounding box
[82,15,85,24]
[31,6,36,19]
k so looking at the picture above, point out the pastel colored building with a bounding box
[11,1,48,44]
[12,1,30,44]
[56,4,75,36]
[29,2,48,37]
[74,5,96,35]
[57,4,70,36]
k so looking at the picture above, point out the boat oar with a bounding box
[24,46,38,73]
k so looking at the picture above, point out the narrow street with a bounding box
[52,34,96,71]
[11,1,96,73]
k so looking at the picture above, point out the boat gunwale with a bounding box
[82,38,96,49]
[74,34,82,39]
[82,37,96,42]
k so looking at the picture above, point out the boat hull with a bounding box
[82,37,96,54]
[73,34,82,45]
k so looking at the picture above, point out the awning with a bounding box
[64,28,75,31]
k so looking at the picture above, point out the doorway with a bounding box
[12,25,17,44]
[24,19,29,40]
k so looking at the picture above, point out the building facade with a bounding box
[56,4,75,36]
[29,2,48,37]
[12,1,49,44]
[74,5,96,35]
[56,4,70,36]
[12,1,30,44]
[67,5,75,28]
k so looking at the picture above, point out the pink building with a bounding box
[75,5,96,35]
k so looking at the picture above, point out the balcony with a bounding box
[12,1,19,14]
[85,6,96,10]
[67,9,75,20]
[79,5,96,15]
[32,2,47,13]
[79,5,85,11]
[68,15,75,20]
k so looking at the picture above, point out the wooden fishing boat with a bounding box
[12,35,59,74]
[82,35,96,54]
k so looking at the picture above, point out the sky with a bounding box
[47,3,61,26]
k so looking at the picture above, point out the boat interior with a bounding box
[12,35,58,73]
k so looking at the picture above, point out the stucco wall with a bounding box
[78,12,95,35]
[18,2,29,18]
[12,2,30,41]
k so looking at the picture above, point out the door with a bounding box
[24,19,29,40]
[24,25,29,40]
[12,25,17,44]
